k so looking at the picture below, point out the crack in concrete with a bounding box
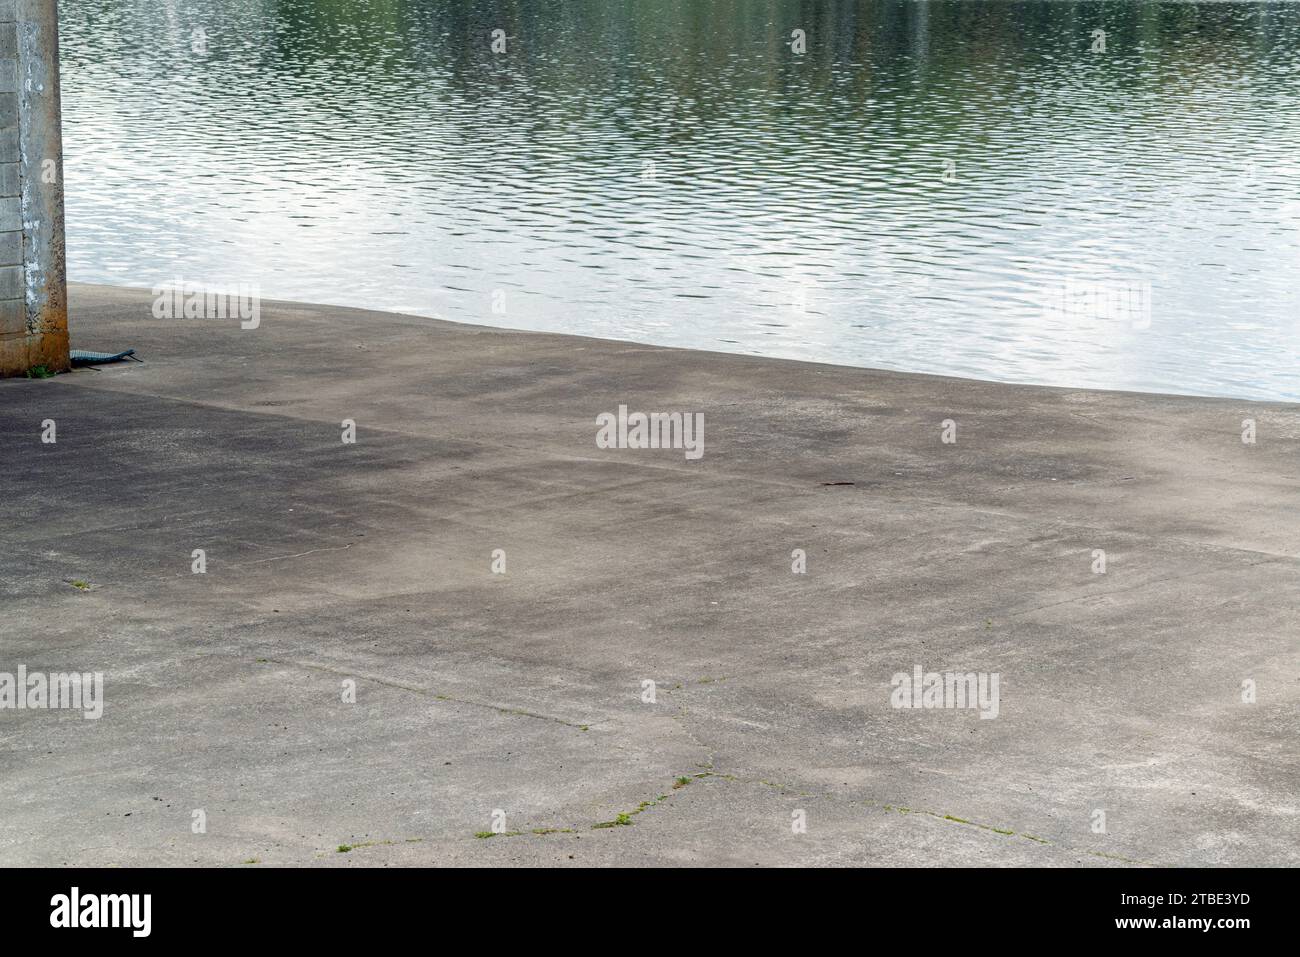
[1006,558,1280,619]
[249,655,598,732]
[240,544,355,565]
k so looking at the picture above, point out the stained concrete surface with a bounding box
[0,283,1296,867]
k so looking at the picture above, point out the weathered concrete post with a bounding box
[0,0,67,376]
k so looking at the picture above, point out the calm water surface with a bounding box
[61,1,1300,399]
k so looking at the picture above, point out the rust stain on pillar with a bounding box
[0,0,67,376]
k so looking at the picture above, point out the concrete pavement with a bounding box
[0,283,1296,866]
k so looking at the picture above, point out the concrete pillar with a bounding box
[0,0,67,376]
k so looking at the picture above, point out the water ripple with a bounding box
[61,0,1300,400]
